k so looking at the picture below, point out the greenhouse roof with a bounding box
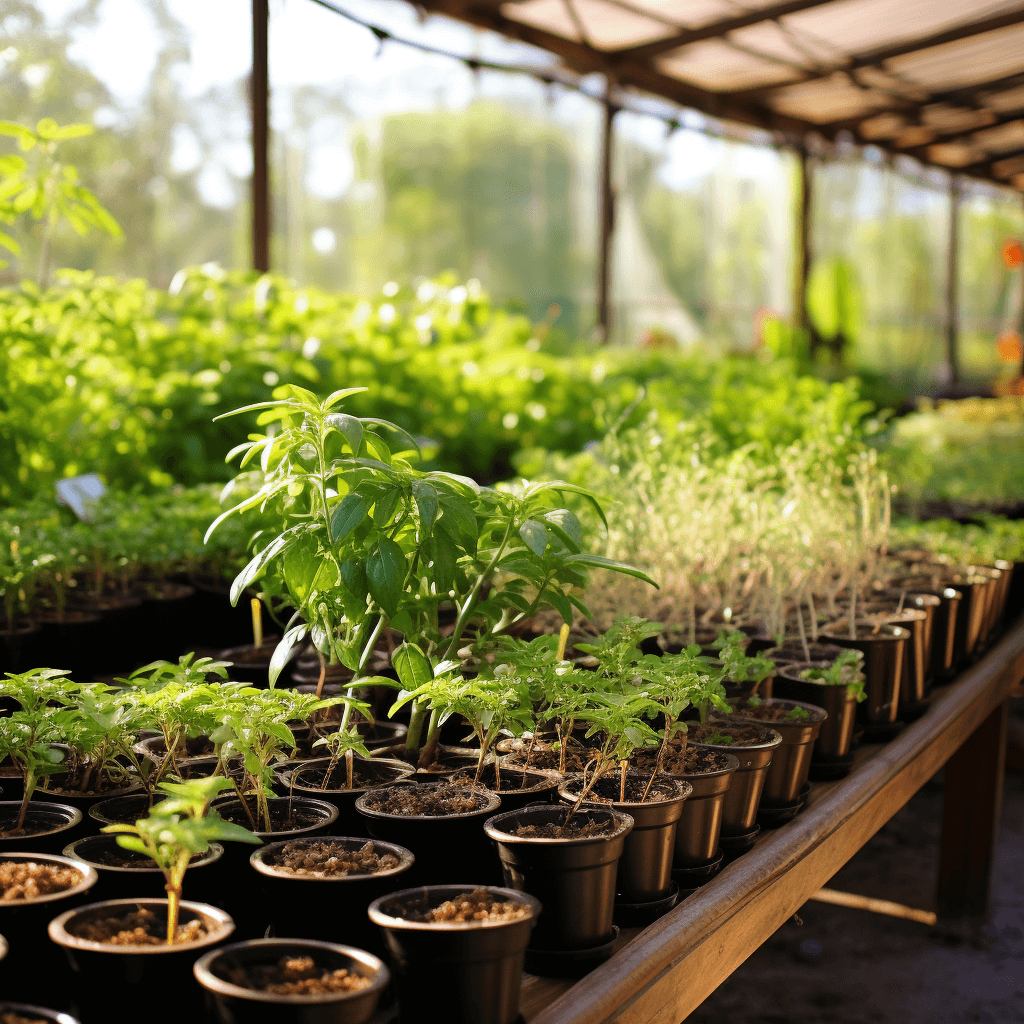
[416,0,1024,190]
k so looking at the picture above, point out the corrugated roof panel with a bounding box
[658,38,804,90]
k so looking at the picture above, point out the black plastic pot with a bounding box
[186,574,253,649]
[764,642,846,667]
[370,743,489,780]
[216,638,289,689]
[136,582,197,663]
[194,938,389,1024]
[0,801,82,854]
[355,782,501,885]
[63,834,224,905]
[288,720,409,756]
[890,581,961,682]
[49,898,234,1024]
[775,664,859,775]
[861,604,929,717]
[36,777,144,844]
[467,762,561,813]
[688,724,782,835]
[74,594,147,671]
[281,757,414,833]
[1007,560,1024,622]
[658,751,738,868]
[88,791,166,827]
[484,804,632,953]
[369,885,539,1024]
[818,622,908,732]
[948,573,989,665]
[718,698,826,805]
[556,772,690,903]
[0,1005,79,1024]
[250,836,414,953]
[36,610,103,681]
[132,733,216,770]
[0,623,42,676]
[0,852,97,990]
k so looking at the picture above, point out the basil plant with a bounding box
[208,385,655,767]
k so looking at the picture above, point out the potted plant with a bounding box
[817,618,909,737]
[50,778,254,1019]
[368,885,539,1024]
[249,836,414,954]
[713,696,826,827]
[193,938,390,1024]
[0,852,97,985]
[686,720,782,856]
[701,631,775,702]
[774,649,866,778]
[0,670,81,852]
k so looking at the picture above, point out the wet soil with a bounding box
[291,766,379,791]
[226,955,372,995]
[687,755,1024,1024]
[144,736,215,760]
[264,840,400,878]
[725,702,813,723]
[451,764,553,794]
[0,861,81,900]
[360,782,488,817]
[40,764,132,795]
[77,845,206,869]
[69,906,208,945]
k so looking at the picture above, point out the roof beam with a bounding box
[606,0,839,64]
[959,146,1024,178]
[898,108,1024,159]
[734,8,1024,97]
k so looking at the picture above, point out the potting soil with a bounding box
[0,861,81,900]
[266,839,400,877]
[227,955,372,995]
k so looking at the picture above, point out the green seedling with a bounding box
[799,649,867,702]
[103,776,260,944]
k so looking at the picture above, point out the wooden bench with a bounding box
[521,616,1024,1024]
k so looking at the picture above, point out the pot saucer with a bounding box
[757,782,811,830]
[614,882,679,926]
[720,826,760,860]
[671,850,723,888]
[525,926,619,978]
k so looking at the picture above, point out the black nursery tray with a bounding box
[518,617,1024,1024]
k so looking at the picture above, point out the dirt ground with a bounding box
[689,744,1024,1023]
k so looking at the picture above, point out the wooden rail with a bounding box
[522,616,1024,1024]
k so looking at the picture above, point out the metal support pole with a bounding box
[946,175,960,387]
[251,0,271,273]
[596,79,617,344]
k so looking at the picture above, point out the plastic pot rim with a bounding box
[0,851,98,906]
[193,938,390,1005]
[367,883,541,931]
[250,836,415,880]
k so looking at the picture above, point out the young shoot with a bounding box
[800,649,867,701]
[103,777,260,944]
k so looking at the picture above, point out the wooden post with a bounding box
[251,0,271,273]
[795,144,812,339]
[936,698,1008,930]
[596,79,617,344]
[946,175,960,387]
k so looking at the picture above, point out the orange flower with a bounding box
[997,330,1023,362]
[1002,239,1024,268]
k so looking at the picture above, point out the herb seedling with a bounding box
[103,776,260,944]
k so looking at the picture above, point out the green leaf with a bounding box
[519,520,549,558]
[542,586,573,623]
[437,495,478,553]
[330,492,369,543]
[340,560,368,603]
[269,624,307,688]
[527,481,608,529]
[323,387,368,409]
[542,509,582,552]
[392,642,433,691]
[367,537,406,616]
[230,530,293,606]
[373,487,401,528]
[563,553,659,587]
[429,526,457,595]
[326,412,363,453]
[363,432,392,466]
[412,480,439,534]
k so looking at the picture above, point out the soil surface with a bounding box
[292,765,380,791]
[226,955,371,995]
[725,702,815,724]
[69,906,208,945]
[634,745,732,775]
[562,773,677,803]
[0,860,81,900]
[452,764,552,794]
[511,817,614,839]
[264,840,399,878]
[424,889,530,923]
[360,782,488,816]
[687,754,1024,1024]
[76,844,206,869]
[218,800,323,834]
[767,643,845,664]
[689,723,773,747]
[40,764,132,795]
[1,1013,49,1024]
